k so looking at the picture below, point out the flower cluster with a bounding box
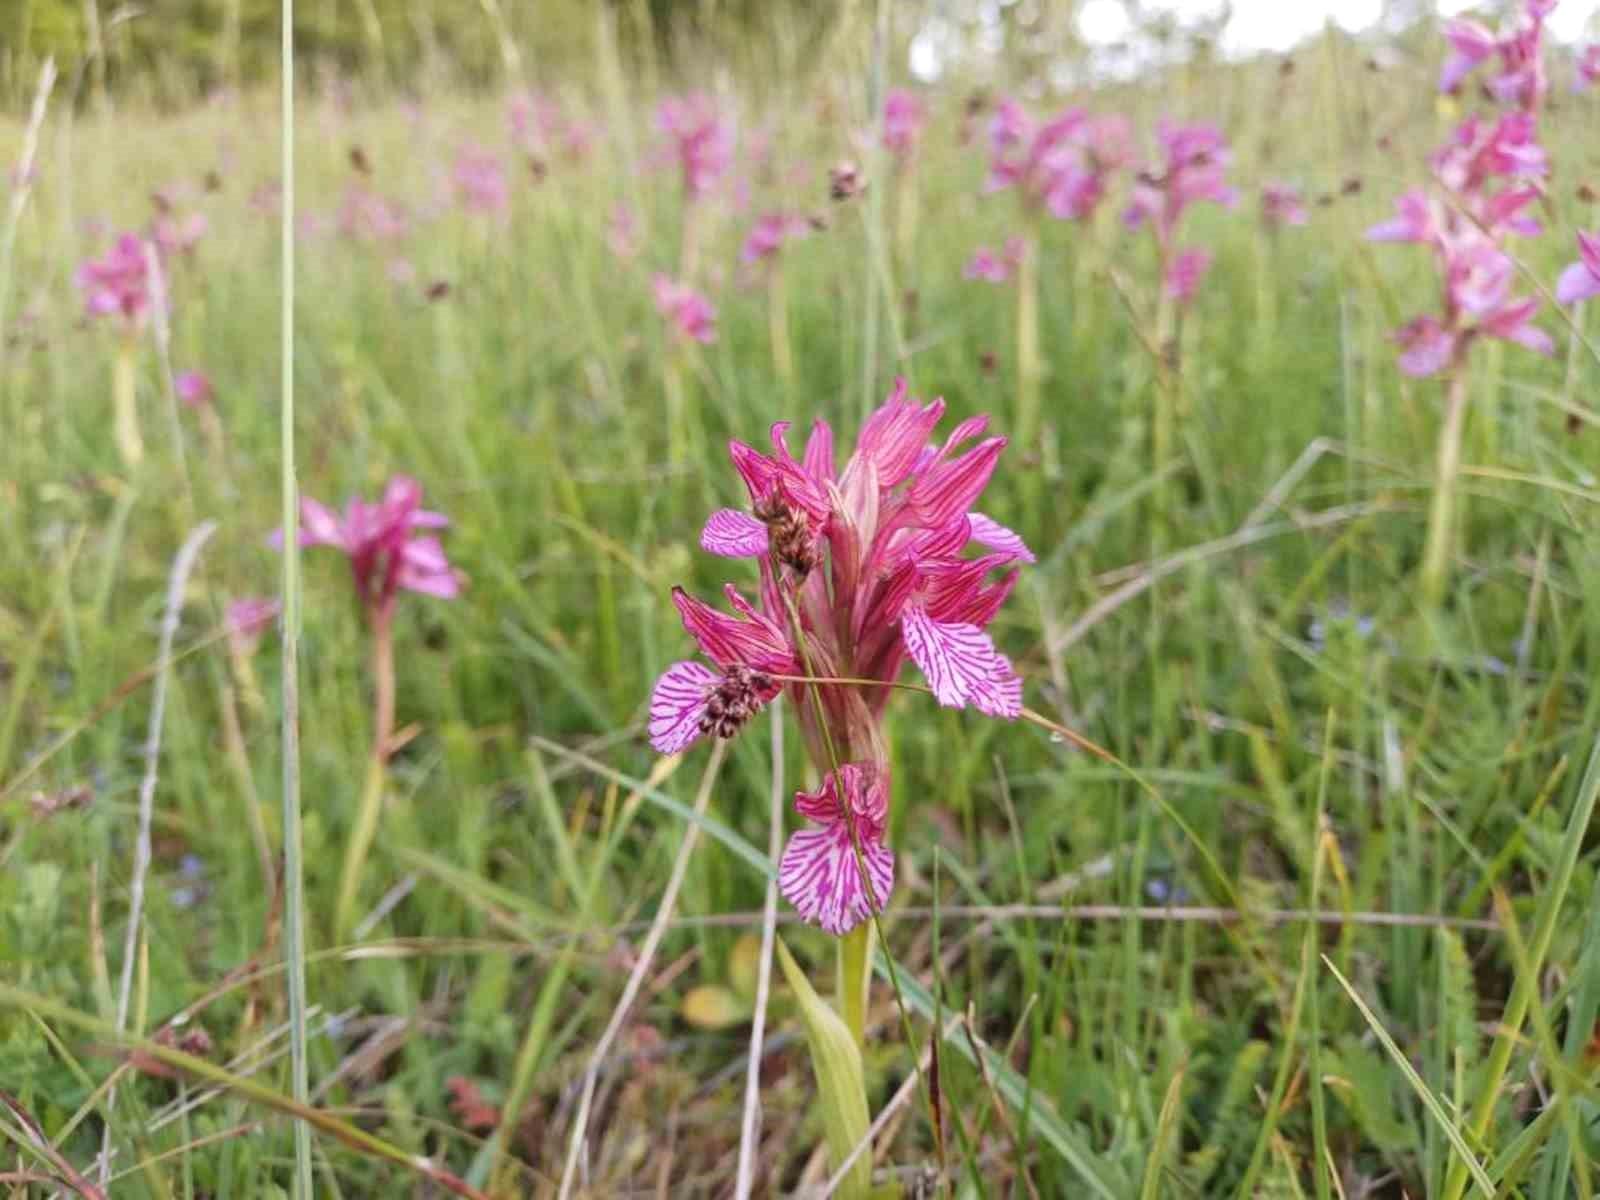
[741,212,810,265]
[882,89,926,163]
[1439,0,1556,111]
[1124,120,1237,303]
[653,275,718,343]
[986,99,1130,221]
[1260,182,1308,229]
[1578,44,1600,91]
[507,91,597,165]
[452,147,509,216]
[963,236,1026,284]
[649,382,1030,933]
[1368,9,1554,377]
[76,234,154,332]
[656,93,734,200]
[281,475,461,621]
[1557,231,1600,306]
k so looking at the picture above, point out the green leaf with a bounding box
[776,938,873,1200]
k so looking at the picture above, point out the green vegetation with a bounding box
[2,5,1600,1196]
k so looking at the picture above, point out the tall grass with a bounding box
[0,9,1598,1196]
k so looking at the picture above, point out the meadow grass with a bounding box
[2,11,1600,1196]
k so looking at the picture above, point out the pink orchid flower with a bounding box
[741,213,809,265]
[151,212,208,259]
[1123,119,1237,246]
[75,234,154,332]
[656,93,734,200]
[649,380,1031,934]
[1260,182,1308,228]
[338,186,408,242]
[607,204,640,261]
[1164,248,1212,303]
[882,89,926,161]
[226,596,281,658]
[986,99,1127,221]
[1440,0,1554,110]
[453,147,509,216]
[1556,232,1600,306]
[276,476,461,618]
[653,275,717,343]
[1577,45,1600,91]
[963,236,1026,284]
[175,370,213,409]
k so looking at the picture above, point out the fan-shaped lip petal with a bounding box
[901,603,1000,709]
[971,653,1023,718]
[778,821,894,935]
[1557,259,1600,306]
[298,498,347,548]
[648,660,717,754]
[966,512,1035,563]
[701,509,768,557]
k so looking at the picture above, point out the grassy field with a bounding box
[3,7,1600,1197]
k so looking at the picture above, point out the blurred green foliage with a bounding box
[3,0,835,106]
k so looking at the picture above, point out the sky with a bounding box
[1076,0,1598,55]
[908,0,1597,83]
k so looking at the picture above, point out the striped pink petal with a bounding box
[648,660,717,753]
[701,509,768,557]
[967,512,1035,564]
[901,603,1002,709]
[778,821,894,935]
[971,654,1023,718]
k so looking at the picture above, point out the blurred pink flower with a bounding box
[1260,182,1307,228]
[882,89,926,161]
[1123,119,1237,246]
[509,91,598,163]
[275,476,461,618]
[1395,316,1459,377]
[986,99,1129,221]
[151,212,207,259]
[338,186,408,242]
[453,147,508,215]
[656,93,734,200]
[175,370,213,409]
[740,212,809,264]
[1164,248,1212,303]
[1556,231,1600,305]
[963,236,1026,284]
[607,204,640,261]
[226,596,280,657]
[1440,0,1553,110]
[1577,45,1600,90]
[75,234,153,332]
[653,275,717,343]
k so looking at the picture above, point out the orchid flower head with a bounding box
[653,275,717,343]
[656,93,734,199]
[1556,231,1600,305]
[275,475,461,617]
[76,234,154,332]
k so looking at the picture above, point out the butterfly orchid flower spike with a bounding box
[649,379,1033,936]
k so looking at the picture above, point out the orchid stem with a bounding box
[113,338,144,469]
[665,354,688,467]
[335,607,394,941]
[768,265,793,387]
[1015,229,1041,453]
[1419,365,1470,615]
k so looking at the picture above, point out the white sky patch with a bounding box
[1071,0,1598,52]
